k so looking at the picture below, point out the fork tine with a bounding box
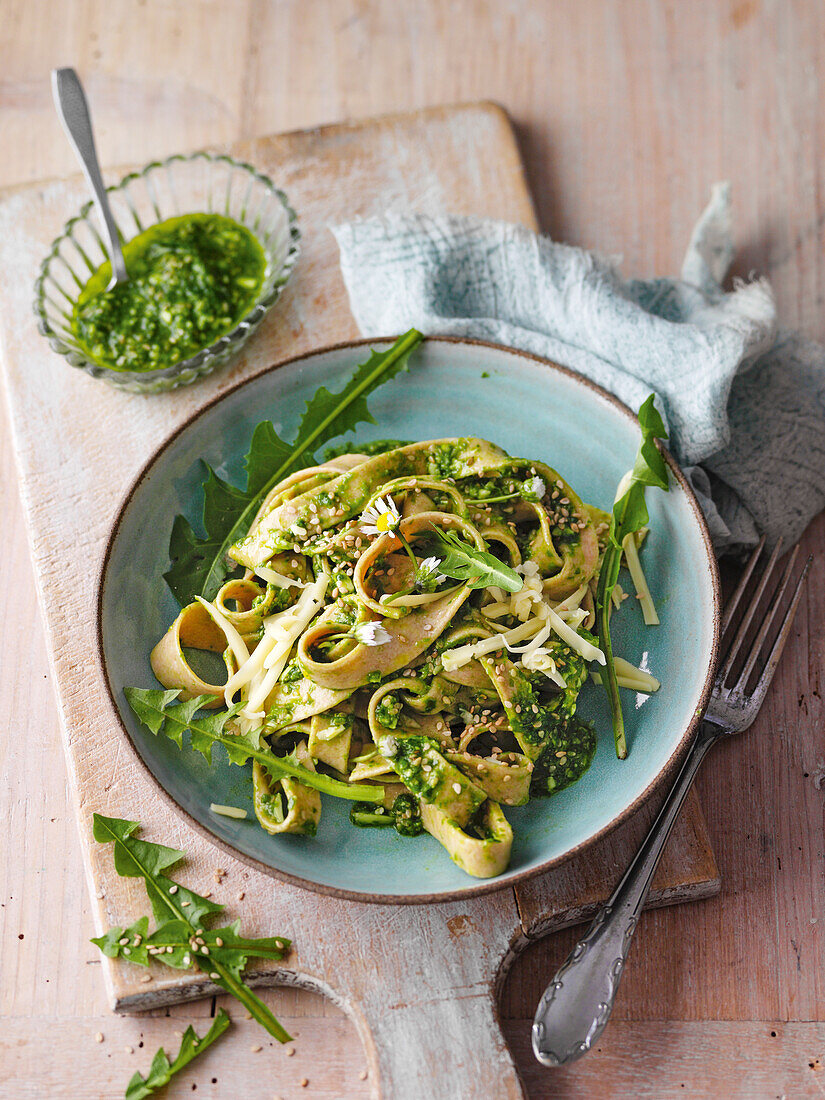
[722,534,767,635]
[718,537,783,686]
[746,555,812,710]
[733,545,800,692]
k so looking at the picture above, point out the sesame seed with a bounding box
[300,1080,309,1089]
[140,974,152,983]
[181,900,190,908]
[166,946,174,954]
[210,972,220,980]
[286,1047,295,1056]
[118,937,129,946]
[237,891,245,901]
[123,947,131,956]
[251,1044,262,1053]
[95,1032,104,1043]
[360,1070,368,1080]
[125,1045,133,1054]
[216,937,224,947]
[168,885,178,895]
[452,783,462,794]
[201,946,210,955]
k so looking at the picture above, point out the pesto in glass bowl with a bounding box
[34,152,300,394]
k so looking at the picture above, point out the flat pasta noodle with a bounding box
[141,436,660,871]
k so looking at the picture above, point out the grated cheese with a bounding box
[622,533,659,625]
[242,573,329,717]
[210,803,248,820]
[254,565,309,589]
[194,595,250,669]
[591,657,660,693]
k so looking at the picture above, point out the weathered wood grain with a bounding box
[2,1,824,1097]
[0,99,719,1100]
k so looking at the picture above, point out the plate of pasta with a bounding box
[98,334,719,901]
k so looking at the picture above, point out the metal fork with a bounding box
[532,537,812,1067]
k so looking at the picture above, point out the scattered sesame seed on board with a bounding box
[251,1044,262,1053]
[94,1032,103,1043]
[125,1046,133,1054]
[286,1046,295,1056]
[359,1070,369,1080]
[300,1080,309,1088]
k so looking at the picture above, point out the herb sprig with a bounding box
[165,329,423,606]
[595,395,669,759]
[125,1009,230,1100]
[431,527,523,593]
[91,814,291,1041]
[124,688,384,803]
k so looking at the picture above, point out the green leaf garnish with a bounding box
[91,814,292,1042]
[124,687,384,803]
[124,1009,230,1100]
[595,395,669,759]
[164,329,424,605]
[432,527,523,593]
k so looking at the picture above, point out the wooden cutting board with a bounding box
[0,102,719,1098]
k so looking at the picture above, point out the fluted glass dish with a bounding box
[33,152,300,394]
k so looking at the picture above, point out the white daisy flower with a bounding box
[417,556,447,585]
[521,475,546,501]
[351,620,392,646]
[361,495,401,538]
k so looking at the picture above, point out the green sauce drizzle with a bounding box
[72,213,266,372]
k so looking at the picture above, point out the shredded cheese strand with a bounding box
[622,533,659,625]
[254,565,309,589]
[242,573,330,717]
[194,595,250,669]
[544,604,606,665]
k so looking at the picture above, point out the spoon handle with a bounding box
[51,68,128,286]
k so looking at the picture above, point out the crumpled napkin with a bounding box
[332,184,825,551]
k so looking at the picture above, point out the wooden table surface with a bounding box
[1,2,823,1097]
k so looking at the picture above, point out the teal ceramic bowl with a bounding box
[98,338,719,903]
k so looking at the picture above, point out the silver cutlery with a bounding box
[532,536,811,1066]
[52,67,128,289]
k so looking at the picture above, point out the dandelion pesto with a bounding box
[71,213,266,372]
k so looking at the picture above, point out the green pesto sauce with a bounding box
[72,213,266,372]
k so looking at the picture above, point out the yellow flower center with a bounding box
[376,512,395,532]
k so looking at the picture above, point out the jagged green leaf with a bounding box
[164,329,423,606]
[432,527,523,593]
[123,688,384,803]
[92,813,292,1043]
[125,1009,231,1100]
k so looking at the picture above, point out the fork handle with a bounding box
[532,720,720,1066]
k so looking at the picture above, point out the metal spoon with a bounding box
[52,67,128,290]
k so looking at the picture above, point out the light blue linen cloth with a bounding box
[332,184,825,552]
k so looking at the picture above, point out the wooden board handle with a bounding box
[355,984,524,1099]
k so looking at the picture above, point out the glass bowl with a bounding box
[33,152,300,394]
